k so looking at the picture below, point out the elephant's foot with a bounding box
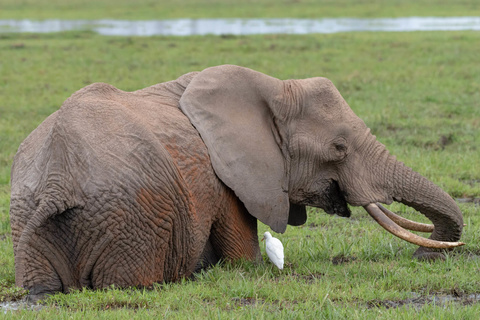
[26,293,48,304]
[25,285,59,303]
[413,247,446,261]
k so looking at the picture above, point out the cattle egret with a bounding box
[262,232,284,270]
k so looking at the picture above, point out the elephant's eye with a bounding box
[334,142,347,152]
[331,139,348,161]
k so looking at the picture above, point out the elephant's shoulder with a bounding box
[56,83,132,120]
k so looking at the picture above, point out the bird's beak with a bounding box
[261,237,265,242]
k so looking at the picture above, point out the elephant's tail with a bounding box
[15,197,70,292]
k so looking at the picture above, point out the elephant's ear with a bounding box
[179,65,290,233]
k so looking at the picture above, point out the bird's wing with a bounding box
[266,238,284,261]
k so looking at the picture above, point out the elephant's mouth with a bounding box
[304,180,351,218]
[321,180,351,217]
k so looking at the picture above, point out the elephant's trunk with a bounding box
[365,158,464,259]
[393,160,463,241]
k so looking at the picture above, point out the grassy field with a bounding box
[1,0,480,20]
[1,1,480,319]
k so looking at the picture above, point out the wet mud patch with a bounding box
[232,297,265,307]
[331,254,357,265]
[453,247,480,259]
[231,297,298,310]
[289,270,324,284]
[307,221,330,230]
[456,197,480,205]
[367,292,480,309]
[272,263,324,284]
[457,179,480,188]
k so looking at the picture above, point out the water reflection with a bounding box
[1,17,480,36]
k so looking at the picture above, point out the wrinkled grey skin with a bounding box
[10,65,463,300]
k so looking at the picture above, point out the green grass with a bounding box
[1,0,480,20]
[1,9,480,319]
[3,205,480,318]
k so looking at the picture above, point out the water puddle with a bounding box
[456,198,480,205]
[1,17,480,36]
[1,300,45,314]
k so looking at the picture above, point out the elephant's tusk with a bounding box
[364,203,465,249]
[376,203,435,233]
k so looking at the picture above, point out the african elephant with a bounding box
[10,65,463,300]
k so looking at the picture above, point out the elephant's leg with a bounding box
[21,238,66,302]
[90,238,169,289]
[209,194,262,263]
[12,205,81,301]
[194,237,220,273]
[88,207,172,289]
[89,184,203,288]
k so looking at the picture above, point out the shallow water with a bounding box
[1,300,44,314]
[1,17,480,36]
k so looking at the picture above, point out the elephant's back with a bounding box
[10,75,215,214]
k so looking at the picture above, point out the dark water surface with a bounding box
[1,17,480,36]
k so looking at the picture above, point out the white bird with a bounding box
[262,231,284,270]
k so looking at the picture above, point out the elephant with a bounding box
[9,65,464,301]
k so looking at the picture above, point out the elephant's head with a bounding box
[180,65,464,260]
